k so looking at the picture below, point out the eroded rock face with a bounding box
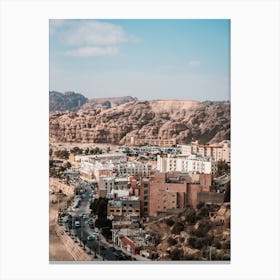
[49,100,230,145]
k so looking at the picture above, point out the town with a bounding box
[49,139,230,261]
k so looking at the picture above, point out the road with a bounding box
[59,180,136,261]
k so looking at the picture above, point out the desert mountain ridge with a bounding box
[49,91,137,112]
[50,96,230,145]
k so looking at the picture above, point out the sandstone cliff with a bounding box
[49,99,230,145]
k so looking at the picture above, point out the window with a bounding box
[144,196,148,200]
[144,190,148,194]
[129,210,132,212]
[144,207,148,212]
[144,202,148,206]
[116,210,120,212]
[123,209,126,212]
[144,184,148,188]
[129,204,132,207]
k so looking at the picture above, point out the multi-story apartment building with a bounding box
[181,140,231,163]
[107,196,140,220]
[140,172,212,217]
[80,156,152,180]
[99,176,129,198]
[115,162,152,177]
[157,154,217,174]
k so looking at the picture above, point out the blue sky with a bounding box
[49,19,230,101]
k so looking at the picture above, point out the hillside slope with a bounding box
[49,99,230,145]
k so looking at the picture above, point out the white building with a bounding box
[115,162,152,177]
[99,176,129,195]
[180,140,231,163]
[157,154,217,174]
[87,153,127,164]
[80,157,152,181]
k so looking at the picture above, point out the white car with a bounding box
[87,233,99,241]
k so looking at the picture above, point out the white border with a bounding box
[1,1,279,280]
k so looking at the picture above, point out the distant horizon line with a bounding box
[49,90,230,103]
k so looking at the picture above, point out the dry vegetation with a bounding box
[144,203,230,261]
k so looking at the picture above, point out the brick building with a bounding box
[140,172,212,217]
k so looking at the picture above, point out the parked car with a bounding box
[87,233,99,241]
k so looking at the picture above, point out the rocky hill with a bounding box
[81,96,137,110]
[49,91,88,112]
[49,99,230,145]
[49,91,137,112]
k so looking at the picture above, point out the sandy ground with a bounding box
[49,194,74,261]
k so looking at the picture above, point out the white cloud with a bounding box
[50,20,138,57]
[189,60,201,66]
[62,20,137,46]
[65,46,119,57]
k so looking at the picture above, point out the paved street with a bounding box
[59,180,136,261]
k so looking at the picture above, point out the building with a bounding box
[140,172,190,217]
[157,154,217,174]
[130,137,176,147]
[112,228,154,255]
[86,153,127,164]
[99,176,129,198]
[180,140,231,163]
[107,197,140,221]
[80,160,114,180]
[115,161,152,177]
[80,156,152,180]
[140,172,212,216]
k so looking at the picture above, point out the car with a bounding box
[87,233,99,241]
[108,247,117,252]
[74,221,80,228]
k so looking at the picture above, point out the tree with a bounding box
[170,248,184,260]
[165,218,175,227]
[197,202,205,210]
[224,182,231,203]
[171,222,185,235]
[54,149,70,159]
[167,237,177,246]
[193,221,212,237]
[197,206,209,219]
[185,207,197,224]
[216,160,230,176]
[90,197,108,219]
[70,146,83,155]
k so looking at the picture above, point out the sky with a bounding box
[49,19,230,101]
